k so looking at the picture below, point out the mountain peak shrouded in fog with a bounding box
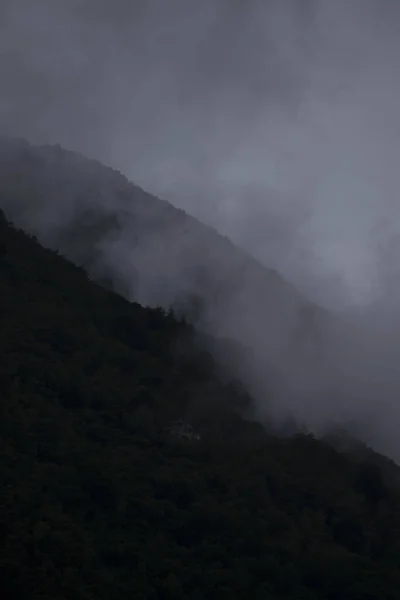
[2,0,400,310]
[2,1,400,458]
[1,137,400,462]
[3,3,400,597]
[0,138,328,402]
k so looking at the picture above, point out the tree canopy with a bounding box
[1,209,400,599]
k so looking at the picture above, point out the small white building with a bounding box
[166,420,201,441]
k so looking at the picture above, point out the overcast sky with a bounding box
[2,0,400,309]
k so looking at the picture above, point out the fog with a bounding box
[2,0,400,458]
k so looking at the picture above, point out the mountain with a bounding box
[0,136,335,418]
[2,204,400,599]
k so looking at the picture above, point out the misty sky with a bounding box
[2,0,400,309]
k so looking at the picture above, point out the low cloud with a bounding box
[2,0,400,458]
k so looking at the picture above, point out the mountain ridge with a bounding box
[0,136,334,420]
[0,135,308,303]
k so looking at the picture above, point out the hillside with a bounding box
[0,137,336,414]
[2,205,400,598]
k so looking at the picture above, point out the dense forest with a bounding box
[2,206,400,599]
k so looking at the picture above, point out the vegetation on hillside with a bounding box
[2,209,400,599]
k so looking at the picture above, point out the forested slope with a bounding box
[1,210,400,599]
